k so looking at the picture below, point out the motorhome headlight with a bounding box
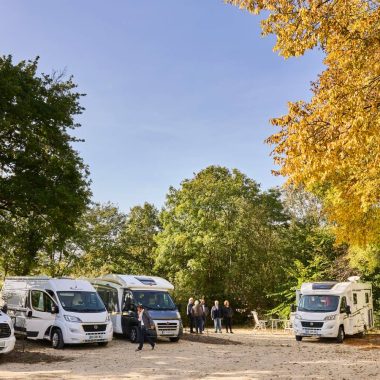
[64,315,82,323]
[324,314,337,321]
[294,314,302,320]
[105,314,111,322]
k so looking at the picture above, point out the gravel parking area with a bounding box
[0,329,378,379]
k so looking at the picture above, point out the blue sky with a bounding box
[0,0,324,212]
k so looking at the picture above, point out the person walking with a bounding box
[191,300,204,334]
[136,304,155,351]
[223,300,233,333]
[200,298,209,332]
[187,297,195,333]
[211,300,223,333]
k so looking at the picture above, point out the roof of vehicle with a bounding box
[93,274,174,291]
[300,280,372,295]
[2,277,95,292]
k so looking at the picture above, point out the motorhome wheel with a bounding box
[130,326,140,343]
[52,329,64,349]
[336,326,345,343]
[295,335,302,342]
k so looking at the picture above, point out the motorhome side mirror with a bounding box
[291,304,296,312]
[1,304,8,314]
[51,305,59,314]
[27,310,33,318]
[345,305,351,315]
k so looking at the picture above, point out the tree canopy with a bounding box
[0,55,91,274]
[227,1,380,251]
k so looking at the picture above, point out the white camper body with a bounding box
[91,274,183,342]
[0,309,16,354]
[293,277,374,342]
[0,277,113,349]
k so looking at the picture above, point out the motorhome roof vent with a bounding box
[134,277,157,286]
[312,282,337,290]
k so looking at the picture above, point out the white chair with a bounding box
[252,310,267,330]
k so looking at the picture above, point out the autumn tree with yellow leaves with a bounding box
[227,1,380,260]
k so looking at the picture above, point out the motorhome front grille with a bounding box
[301,321,323,328]
[0,323,11,338]
[157,322,178,331]
[82,324,107,332]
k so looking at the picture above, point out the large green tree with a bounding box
[155,166,288,311]
[0,55,91,276]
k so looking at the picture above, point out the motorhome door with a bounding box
[27,289,57,339]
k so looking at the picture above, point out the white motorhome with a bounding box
[293,276,374,343]
[91,274,183,342]
[0,277,113,349]
[0,306,16,354]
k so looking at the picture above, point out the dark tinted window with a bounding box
[31,290,55,312]
[57,291,106,313]
[340,297,347,313]
[353,293,358,305]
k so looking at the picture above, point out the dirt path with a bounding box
[0,330,378,379]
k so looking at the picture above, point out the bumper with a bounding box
[0,336,16,354]
[293,320,339,338]
[62,322,113,344]
[154,320,182,338]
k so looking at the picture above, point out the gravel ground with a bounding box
[0,329,378,379]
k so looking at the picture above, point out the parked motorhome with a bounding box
[0,306,15,354]
[293,276,374,343]
[91,274,183,342]
[0,277,113,349]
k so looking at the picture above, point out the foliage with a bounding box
[227,1,380,252]
[70,202,161,277]
[155,166,289,311]
[0,55,91,276]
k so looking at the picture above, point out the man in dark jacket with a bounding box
[187,297,195,333]
[136,304,155,351]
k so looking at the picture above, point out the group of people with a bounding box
[187,298,233,334]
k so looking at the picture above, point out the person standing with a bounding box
[223,300,233,333]
[187,297,195,333]
[136,304,155,351]
[191,300,204,334]
[211,300,223,333]
[200,298,209,332]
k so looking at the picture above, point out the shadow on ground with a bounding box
[182,333,242,345]
[0,340,73,364]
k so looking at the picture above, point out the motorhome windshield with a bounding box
[57,291,106,313]
[298,295,339,313]
[132,290,176,311]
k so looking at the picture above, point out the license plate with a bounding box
[160,330,174,335]
[304,329,319,335]
[88,335,102,340]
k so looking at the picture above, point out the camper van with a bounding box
[0,277,113,349]
[91,274,183,342]
[293,276,374,343]
[0,306,15,354]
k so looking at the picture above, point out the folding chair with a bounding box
[252,310,267,330]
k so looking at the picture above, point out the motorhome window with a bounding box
[97,287,119,313]
[353,293,358,305]
[31,290,55,313]
[340,297,347,313]
[123,291,134,311]
[365,293,369,303]
[57,291,106,313]
[3,290,26,307]
[298,295,339,313]
[132,290,176,311]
